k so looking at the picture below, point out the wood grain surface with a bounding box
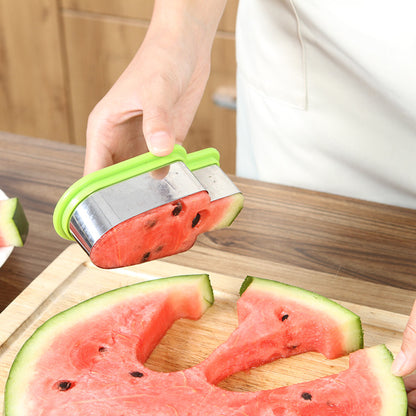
[1,131,416,314]
[1,131,416,413]
[61,0,239,32]
[0,0,71,142]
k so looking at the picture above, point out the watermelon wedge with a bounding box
[4,275,407,415]
[0,197,29,247]
[89,191,243,269]
[199,276,364,384]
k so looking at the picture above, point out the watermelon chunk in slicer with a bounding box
[53,146,244,268]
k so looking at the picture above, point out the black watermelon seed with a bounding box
[130,371,144,378]
[146,219,157,228]
[57,380,73,391]
[192,213,201,228]
[289,345,299,349]
[155,246,163,253]
[98,346,107,353]
[142,252,151,262]
[172,202,182,216]
[301,392,312,401]
[281,314,289,321]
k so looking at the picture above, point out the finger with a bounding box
[408,389,416,409]
[150,165,170,180]
[84,143,113,176]
[404,374,416,393]
[145,130,174,156]
[84,100,148,175]
[84,152,111,176]
[141,73,181,156]
[392,300,416,376]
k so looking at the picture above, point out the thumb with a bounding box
[392,300,416,376]
[141,76,179,156]
[143,123,175,157]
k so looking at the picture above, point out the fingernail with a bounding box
[392,350,407,376]
[148,132,172,156]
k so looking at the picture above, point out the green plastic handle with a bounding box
[53,146,220,241]
[186,148,220,171]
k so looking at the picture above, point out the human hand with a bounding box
[392,300,416,408]
[84,0,226,175]
[84,36,209,175]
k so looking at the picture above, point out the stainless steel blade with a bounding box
[192,164,241,201]
[69,161,206,254]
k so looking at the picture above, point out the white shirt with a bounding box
[235,0,416,208]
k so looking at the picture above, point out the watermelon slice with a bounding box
[0,197,29,247]
[198,276,364,384]
[4,274,214,414]
[4,275,407,415]
[89,191,243,269]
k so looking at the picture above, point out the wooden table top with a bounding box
[1,131,416,316]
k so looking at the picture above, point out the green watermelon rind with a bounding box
[4,274,213,415]
[0,198,29,247]
[366,344,407,415]
[210,193,244,231]
[240,276,364,353]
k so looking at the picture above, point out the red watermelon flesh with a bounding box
[240,345,406,415]
[5,275,214,415]
[4,275,407,415]
[199,276,363,384]
[89,191,243,269]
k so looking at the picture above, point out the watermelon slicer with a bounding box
[53,146,243,268]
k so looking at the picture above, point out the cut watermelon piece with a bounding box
[5,274,214,415]
[240,344,407,415]
[4,275,406,415]
[0,197,29,247]
[199,276,364,384]
[89,191,243,269]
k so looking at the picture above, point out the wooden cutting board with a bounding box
[0,244,412,413]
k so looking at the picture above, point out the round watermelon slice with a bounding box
[4,275,407,415]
